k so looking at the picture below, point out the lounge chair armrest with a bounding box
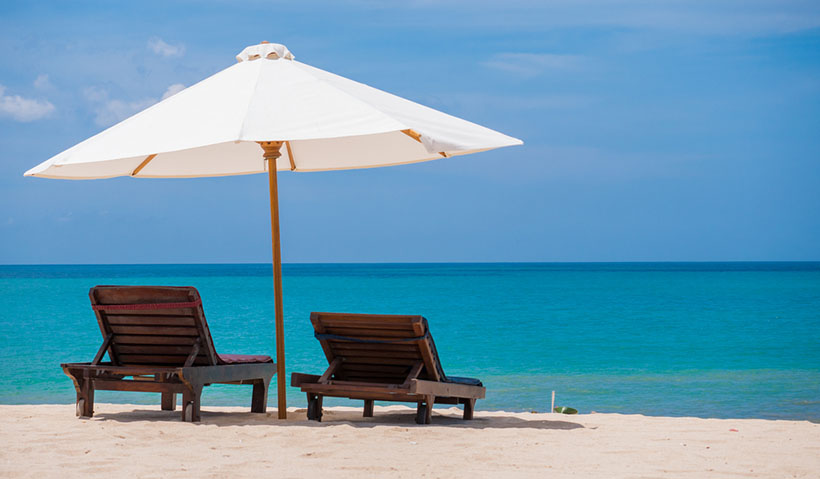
[91,334,113,365]
[318,358,341,384]
[409,379,485,399]
[291,373,321,387]
[400,362,424,388]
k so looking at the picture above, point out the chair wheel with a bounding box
[184,401,194,422]
[76,399,85,417]
[307,397,322,422]
[415,404,428,424]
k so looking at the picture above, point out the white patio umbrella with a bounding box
[25,42,522,418]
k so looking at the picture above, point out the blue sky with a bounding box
[1,1,819,263]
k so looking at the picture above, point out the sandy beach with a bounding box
[1,404,817,478]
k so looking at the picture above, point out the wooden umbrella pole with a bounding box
[260,141,287,419]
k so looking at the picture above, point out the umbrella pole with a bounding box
[261,141,287,419]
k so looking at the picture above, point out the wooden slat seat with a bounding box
[291,312,485,424]
[61,285,276,422]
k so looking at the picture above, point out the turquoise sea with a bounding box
[0,262,818,421]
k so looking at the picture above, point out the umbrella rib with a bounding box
[402,129,447,158]
[131,154,157,177]
[285,141,296,171]
[401,129,421,143]
[401,129,422,143]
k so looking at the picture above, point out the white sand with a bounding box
[1,404,817,478]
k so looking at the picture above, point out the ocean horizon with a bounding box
[1,261,818,422]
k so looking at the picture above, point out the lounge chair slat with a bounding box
[313,313,423,325]
[108,325,199,336]
[92,286,195,304]
[115,352,209,360]
[318,319,416,331]
[329,343,421,354]
[331,351,423,362]
[341,363,412,374]
[322,327,422,338]
[342,376,406,384]
[117,354,211,365]
[112,335,199,345]
[105,315,196,327]
[114,335,199,346]
[336,356,426,366]
[325,380,401,388]
[98,308,199,316]
[322,334,428,343]
[116,345,202,355]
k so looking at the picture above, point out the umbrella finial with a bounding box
[259,141,284,164]
[237,43,294,62]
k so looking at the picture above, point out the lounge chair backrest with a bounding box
[310,312,447,384]
[90,285,218,367]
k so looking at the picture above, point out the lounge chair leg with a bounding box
[306,394,323,421]
[463,398,476,420]
[161,393,177,411]
[76,392,94,418]
[251,377,269,413]
[181,384,203,422]
[78,371,95,418]
[416,396,434,424]
[363,399,374,417]
[157,373,176,411]
[415,402,426,424]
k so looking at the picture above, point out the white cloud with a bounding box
[0,84,55,122]
[95,98,156,126]
[82,86,107,103]
[148,37,185,57]
[83,83,186,127]
[83,86,155,127]
[33,74,52,90]
[161,83,186,100]
[483,53,587,77]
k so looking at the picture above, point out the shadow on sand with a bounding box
[92,407,584,430]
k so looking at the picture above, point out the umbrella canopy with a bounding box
[25,42,522,418]
[25,43,521,179]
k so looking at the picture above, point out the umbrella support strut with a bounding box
[260,141,287,419]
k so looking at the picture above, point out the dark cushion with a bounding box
[446,376,483,387]
[218,353,273,364]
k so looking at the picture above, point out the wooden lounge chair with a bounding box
[291,312,485,424]
[61,285,276,422]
